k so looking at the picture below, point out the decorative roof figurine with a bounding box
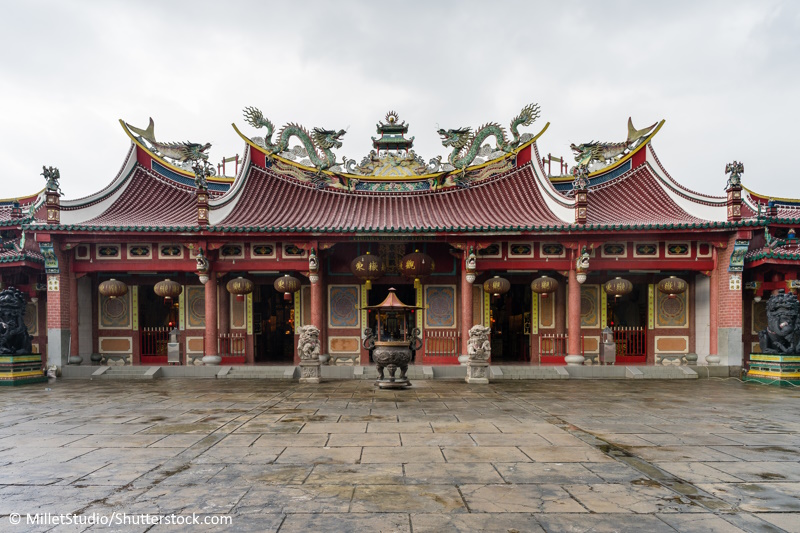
[725,160,744,188]
[438,103,541,172]
[126,118,212,165]
[41,166,61,193]
[192,161,211,191]
[344,111,440,177]
[570,117,656,171]
[572,165,589,191]
[243,106,346,173]
[372,111,414,152]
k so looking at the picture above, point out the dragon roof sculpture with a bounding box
[243,106,346,173]
[126,118,213,169]
[570,118,657,172]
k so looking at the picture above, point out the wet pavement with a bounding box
[1,377,799,532]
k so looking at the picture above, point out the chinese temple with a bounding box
[0,104,794,375]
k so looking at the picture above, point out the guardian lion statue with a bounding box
[0,288,32,355]
[297,325,321,361]
[467,325,491,362]
[758,293,800,354]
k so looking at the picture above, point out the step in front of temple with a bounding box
[61,364,731,381]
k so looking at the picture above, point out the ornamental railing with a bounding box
[140,327,170,358]
[612,327,647,358]
[539,333,585,357]
[218,333,246,357]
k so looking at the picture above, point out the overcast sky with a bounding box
[1,0,797,201]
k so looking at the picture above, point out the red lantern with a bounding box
[227,276,254,302]
[531,276,558,298]
[154,279,182,302]
[657,276,687,299]
[483,276,511,297]
[604,277,633,299]
[98,279,128,299]
[274,274,301,301]
[400,249,434,288]
[351,251,385,290]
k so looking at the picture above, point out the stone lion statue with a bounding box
[758,293,800,354]
[297,325,321,360]
[467,325,491,362]
[0,288,32,355]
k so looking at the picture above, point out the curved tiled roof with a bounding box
[587,165,707,226]
[79,166,197,228]
[215,163,567,232]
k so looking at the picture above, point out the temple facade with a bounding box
[0,106,793,372]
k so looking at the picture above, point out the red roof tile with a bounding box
[216,164,566,232]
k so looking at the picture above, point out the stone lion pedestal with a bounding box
[745,293,800,387]
[466,325,490,384]
[0,288,47,386]
[298,325,321,384]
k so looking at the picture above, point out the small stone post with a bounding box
[298,325,321,384]
[466,325,491,384]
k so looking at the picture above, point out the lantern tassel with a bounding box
[284,292,291,301]
[365,280,372,290]
[414,278,421,289]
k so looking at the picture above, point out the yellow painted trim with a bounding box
[750,354,800,362]
[601,286,608,329]
[0,370,45,378]
[246,293,253,335]
[484,291,491,328]
[742,186,800,204]
[119,119,234,183]
[531,292,539,335]
[748,369,800,379]
[232,121,550,183]
[0,189,45,204]
[178,289,185,331]
[416,285,423,330]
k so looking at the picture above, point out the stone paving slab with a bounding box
[1,378,799,532]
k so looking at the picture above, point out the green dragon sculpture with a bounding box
[437,103,541,171]
[243,106,346,172]
[570,118,657,168]
[126,118,211,163]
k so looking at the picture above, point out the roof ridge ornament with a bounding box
[126,118,213,169]
[570,117,657,173]
[725,160,744,188]
[438,102,541,172]
[242,106,346,173]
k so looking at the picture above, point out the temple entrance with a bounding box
[606,283,648,363]
[138,284,179,364]
[367,284,417,364]
[489,283,531,363]
[253,284,295,363]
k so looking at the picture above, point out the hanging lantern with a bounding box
[400,249,434,288]
[154,279,182,302]
[274,274,301,301]
[226,276,254,302]
[350,251,385,290]
[657,276,687,299]
[98,278,128,299]
[531,276,558,298]
[483,276,511,297]
[604,277,633,299]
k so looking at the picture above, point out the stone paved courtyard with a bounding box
[1,377,799,532]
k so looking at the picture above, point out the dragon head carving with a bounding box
[438,127,472,151]
[312,128,346,150]
[766,294,800,338]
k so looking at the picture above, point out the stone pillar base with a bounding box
[705,355,721,366]
[202,355,222,365]
[565,354,585,366]
[299,360,321,384]
[466,361,489,384]
[458,354,469,366]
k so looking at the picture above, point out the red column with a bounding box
[555,276,566,335]
[46,245,71,367]
[204,274,218,361]
[218,282,230,336]
[69,272,79,362]
[567,268,582,358]
[709,248,719,357]
[461,266,473,358]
